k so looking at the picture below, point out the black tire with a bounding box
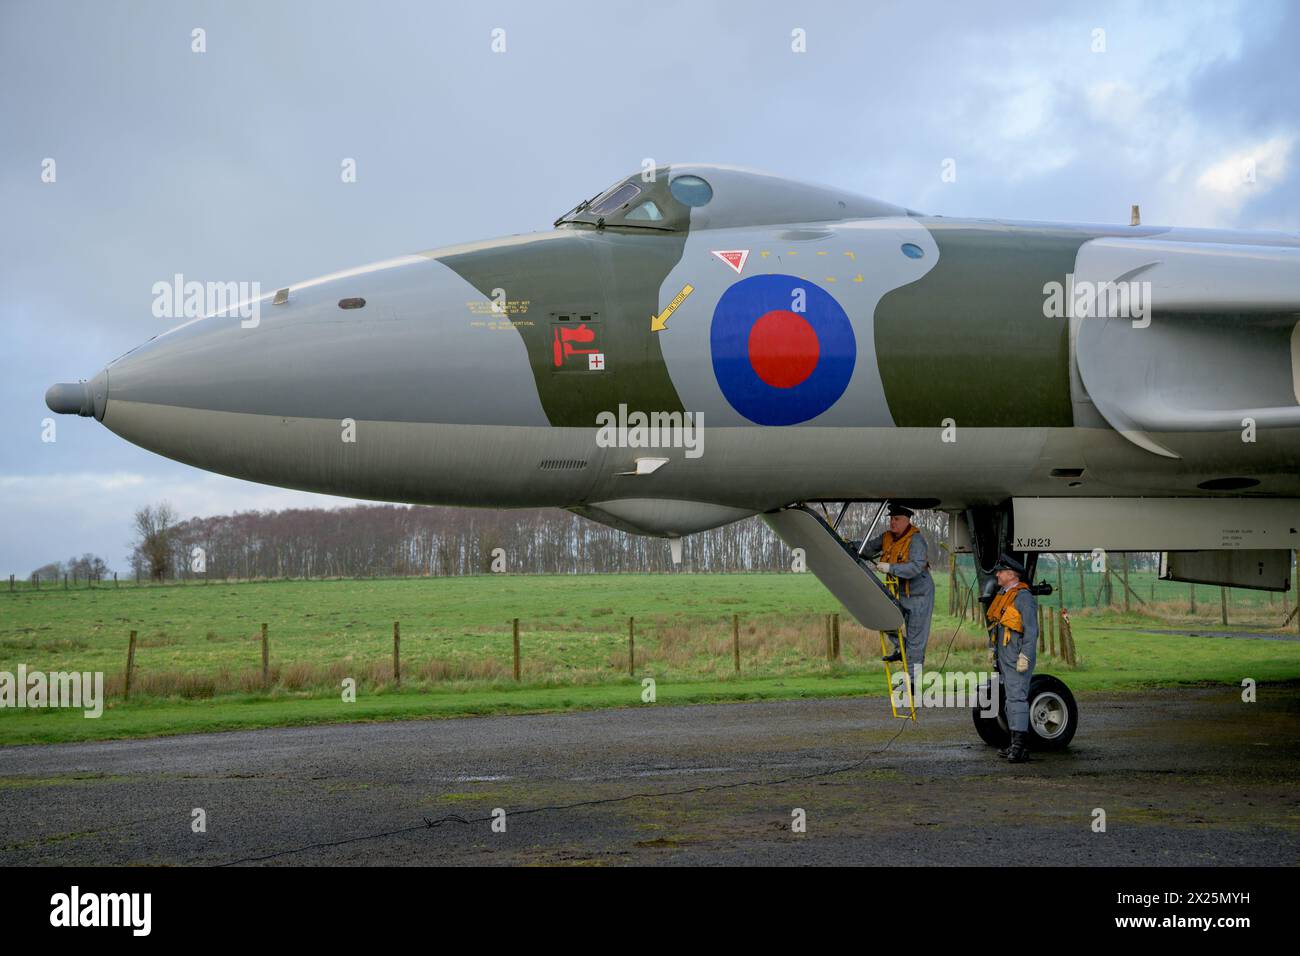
[972,674,1078,751]
[1025,674,1078,751]
[972,678,1010,748]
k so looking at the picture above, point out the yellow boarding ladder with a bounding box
[881,573,917,720]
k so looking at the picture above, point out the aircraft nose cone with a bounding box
[45,381,90,415]
[44,369,108,419]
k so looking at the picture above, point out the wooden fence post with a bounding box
[1109,568,1148,609]
[1220,588,1228,626]
[124,630,137,699]
[948,554,957,615]
[732,614,740,672]
[825,614,833,661]
[1121,554,1131,613]
[261,623,269,688]
[1037,606,1044,652]
[832,613,840,660]
[513,618,521,681]
[1048,609,1056,656]
[628,616,635,676]
[393,621,401,687]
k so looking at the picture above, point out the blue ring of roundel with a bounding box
[709,273,856,425]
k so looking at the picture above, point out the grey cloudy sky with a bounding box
[2,0,1297,575]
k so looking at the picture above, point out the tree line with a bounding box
[127,502,794,579]
[30,553,111,585]
[33,501,1165,582]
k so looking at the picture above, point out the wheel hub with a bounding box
[1031,690,1068,739]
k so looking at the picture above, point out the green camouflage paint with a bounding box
[873,221,1084,428]
[437,226,689,427]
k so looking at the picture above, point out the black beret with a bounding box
[887,504,914,518]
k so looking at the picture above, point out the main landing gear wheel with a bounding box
[971,674,1079,751]
[1025,675,1078,750]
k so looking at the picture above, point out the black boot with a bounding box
[881,651,902,663]
[997,737,1013,758]
[1006,731,1030,763]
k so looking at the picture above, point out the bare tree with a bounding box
[132,503,177,581]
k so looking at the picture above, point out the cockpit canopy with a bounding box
[555,164,913,233]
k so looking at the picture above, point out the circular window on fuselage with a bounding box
[669,175,713,207]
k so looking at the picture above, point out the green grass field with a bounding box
[2,571,1298,745]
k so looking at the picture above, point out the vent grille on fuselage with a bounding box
[538,458,588,471]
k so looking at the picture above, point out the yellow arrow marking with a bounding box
[651,283,694,332]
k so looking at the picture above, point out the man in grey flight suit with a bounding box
[858,504,934,687]
[987,553,1038,763]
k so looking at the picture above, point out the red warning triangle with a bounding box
[711,249,749,274]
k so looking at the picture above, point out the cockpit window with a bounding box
[669,175,713,207]
[624,199,664,222]
[588,183,641,216]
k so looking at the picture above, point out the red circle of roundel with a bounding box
[748,310,820,389]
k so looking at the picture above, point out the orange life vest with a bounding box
[986,581,1030,645]
[881,525,920,597]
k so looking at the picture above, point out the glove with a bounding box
[1016,652,1029,673]
[876,562,892,573]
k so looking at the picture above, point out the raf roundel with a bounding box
[710,274,856,425]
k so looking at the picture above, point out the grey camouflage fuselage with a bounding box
[47,164,1300,537]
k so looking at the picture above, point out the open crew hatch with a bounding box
[554,164,917,233]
